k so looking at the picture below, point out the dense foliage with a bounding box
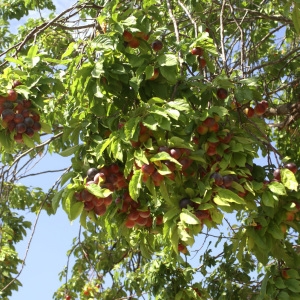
[0,0,300,299]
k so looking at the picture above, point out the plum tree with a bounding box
[0,1,300,300]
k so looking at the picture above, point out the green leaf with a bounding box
[15,85,31,98]
[268,181,286,195]
[167,99,190,111]
[51,189,64,213]
[70,202,84,221]
[210,209,223,224]
[134,148,149,164]
[274,277,286,289]
[281,169,298,191]
[61,42,76,59]
[92,61,104,78]
[277,291,291,300]
[27,45,38,58]
[60,171,74,187]
[157,54,178,66]
[124,117,140,140]
[267,222,284,240]
[180,210,200,225]
[59,145,82,157]
[165,108,180,120]
[164,207,181,222]
[22,133,35,148]
[215,188,246,205]
[140,238,152,259]
[5,57,25,66]
[160,66,177,84]
[262,191,275,207]
[40,122,52,134]
[145,65,154,80]
[292,6,300,34]
[159,181,172,205]
[86,184,113,198]
[233,152,246,167]
[285,279,300,293]
[150,152,182,166]
[129,170,142,200]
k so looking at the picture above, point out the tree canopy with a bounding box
[1,0,300,299]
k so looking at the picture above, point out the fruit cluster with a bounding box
[122,30,164,80]
[191,46,206,69]
[243,100,269,117]
[0,85,42,143]
[140,147,192,185]
[75,164,164,230]
[123,30,150,48]
[75,164,128,215]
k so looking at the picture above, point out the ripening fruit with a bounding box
[206,145,217,156]
[14,133,23,143]
[87,168,99,180]
[151,40,163,52]
[128,37,140,48]
[13,113,24,124]
[23,99,32,108]
[22,109,30,117]
[25,127,35,137]
[125,219,135,228]
[190,47,204,56]
[208,122,219,132]
[139,132,150,143]
[178,243,188,254]
[123,30,133,42]
[286,211,295,222]
[254,103,266,115]
[211,172,223,186]
[243,107,255,118]
[148,68,159,80]
[222,175,234,188]
[194,210,211,221]
[281,268,290,279]
[203,117,215,127]
[179,157,192,171]
[135,215,148,226]
[7,121,15,132]
[141,163,155,175]
[218,130,232,143]
[12,80,22,88]
[284,162,297,174]
[2,109,15,122]
[24,117,34,127]
[280,223,287,234]
[135,32,149,41]
[6,89,18,101]
[170,148,182,160]
[109,163,119,173]
[164,161,176,172]
[198,57,207,68]
[32,122,42,131]
[216,88,228,100]
[94,204,106,216]
[3,101,14,109]
[197,124,208,135]
[179,198,192,209]
[127,210,140,221]
[273,168,281,181]
[151,170,164,186]
[156,215,164,225]
[139,209,151,218]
